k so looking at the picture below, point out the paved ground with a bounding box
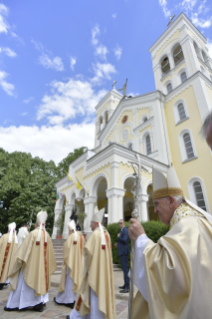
[0,270,136,319]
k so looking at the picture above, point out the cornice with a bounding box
[86,143,168,172]
[98,90,164,142]
[133,117,154,134]
[106,187,126,197]
[95,89,122,111]
[149,13,206,54]
[165,71,212,102]
[55,176,70,189]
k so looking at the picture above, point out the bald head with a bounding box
[201,111,212,150]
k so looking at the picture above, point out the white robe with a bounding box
[69,288,105,319]
[17,227,29,248]
[56,267,76,304]
[133,233,150,302]
[6,270,48,309]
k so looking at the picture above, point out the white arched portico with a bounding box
[62,191,77,239]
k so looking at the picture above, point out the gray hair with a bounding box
[173,196,184,206]
[200,111,212,139]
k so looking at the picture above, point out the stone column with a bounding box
[134,131,139,153]
[106,188,125,224]
[138,194,149,221]
[84,196,97,238]
[62,204,74,239]
[111,162,119,188]
[153,64,162,90]
[167,53,175,70]
[52,208,62,239]
[180,36,199,76]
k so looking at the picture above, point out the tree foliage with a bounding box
[57,147,88,178]
[0,146,88,235]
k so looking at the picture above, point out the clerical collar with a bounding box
[170,203,204,229]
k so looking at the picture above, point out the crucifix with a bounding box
[167,14,176,27]
[127,154,148,318]
[112,80,117,89]
[118,78,128,98]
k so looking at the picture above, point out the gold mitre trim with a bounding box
[153,187,184,200]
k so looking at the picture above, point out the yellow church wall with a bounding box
[96,101,110,118]
[173,61,187,77]
[116,110,134,132]
[164,85,212,212]
[161,73,172,85]
[137,108,151,121]
[205,84,212,107]
[75,167,84,183]
[119,125,134,145]
[155,29,182,60]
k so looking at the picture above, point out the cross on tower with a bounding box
[167,14,176,27]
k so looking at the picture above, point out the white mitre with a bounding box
[68,220,77,243]
[36,210,48,245]
[8,222,18,244]
[153,166,212,224]
[92,207,106,249]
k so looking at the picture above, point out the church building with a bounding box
[52,13,212,239]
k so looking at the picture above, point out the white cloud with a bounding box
[0,123,95,164]
[191,14,212,28]
[91,24,100,45]
[21,112,28,116]
[112,13,117,19]
[181,0,197,11]
[31,39,64,71]
[0,47,17,58]
[158,0,171,18]
[38,54,64,71]
[23,97,34,104]
[0,4,9,34]
[114,45,122,60]
[70,56,76,70]
[91,62,116,84]
[0,71,15,96]
[37,77,107,124]
[95,44,108,60]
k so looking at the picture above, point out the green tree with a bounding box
[0,148,58,234]
[57,147,88,178]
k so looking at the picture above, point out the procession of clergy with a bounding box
[1,163,212,318]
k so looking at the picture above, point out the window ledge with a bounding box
[176,117,189,126]
[182,156,198,164]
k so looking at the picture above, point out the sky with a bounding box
[0,0,212,164]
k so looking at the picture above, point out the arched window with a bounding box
[161,56,170,77]
[128,143,133,150]
[178,103,186,121]
[146,135,151,155]
[105,111,109,124]
[193,181,206,211]
[167,83,172,94]
[99,116,103,131]
[183,133,194,159]
[143,117,148,123]
[180,72,187,83]
[210,75,212,82]
[201,50,208,63]
[173,45,184,66]
[193,41,199,56]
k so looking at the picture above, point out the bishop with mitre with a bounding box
[69,207,116,319]
[4,210,57,312]
[0,222,18,290]
[129,166,212,319]
[55,220,85,308]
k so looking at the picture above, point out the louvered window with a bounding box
[210,75,212,82]
[183,133,194,159]
[181,72,187,83]
[193,181,206,211]
[178,103,186,121]
[146,135,151,155]
[167,83,172,93]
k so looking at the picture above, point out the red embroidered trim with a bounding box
[0,243,11,281]
[42,230,48,292]
[36,241,40,245]
[73,241,77,245]
[102,245,106,250]
[75,295,82,311]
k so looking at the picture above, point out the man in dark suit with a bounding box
[115,219,130,293]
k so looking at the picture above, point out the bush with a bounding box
[107,221,170,268]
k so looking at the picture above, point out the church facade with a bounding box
[52,13,212,239]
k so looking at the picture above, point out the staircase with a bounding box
[52,238,121,275]
[52,239,66,274]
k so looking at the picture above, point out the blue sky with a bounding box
[0,0,212,163]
